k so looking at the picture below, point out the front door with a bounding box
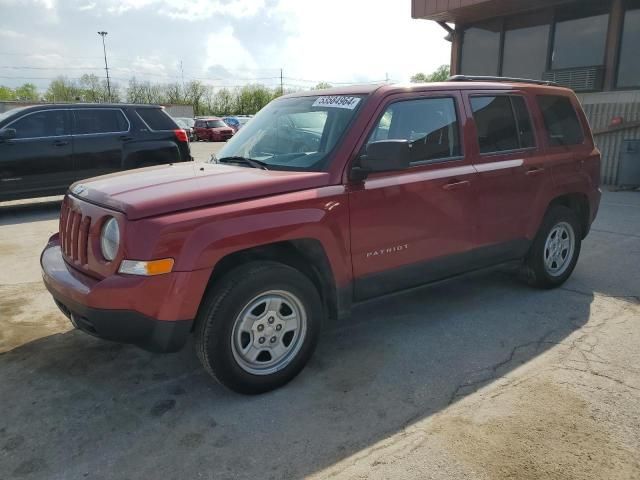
[348,92,476,300]
[0,109,74,199]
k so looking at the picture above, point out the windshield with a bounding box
[206,120,227,128]
[180,118,195,127]
[0,106,30,124]
[215,95,363,171]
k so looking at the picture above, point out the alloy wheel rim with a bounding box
[231,290,307,375]
[543,221,575,277]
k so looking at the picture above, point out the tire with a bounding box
[195,261,322,394]
[524,205,582,289]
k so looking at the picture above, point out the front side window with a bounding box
[216,94,364,171]
[537,95,584,146]
[552,10,609,69]
[11,110,69,139]
[617,6,640,88]
[74,109,128,135]
[470,96,534,154]
[367,97,461,163]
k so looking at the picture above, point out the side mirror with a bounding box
[350,139,411,181]
[0,128,16,141]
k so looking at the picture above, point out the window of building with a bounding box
[617,6,640,88]
[537,95,584,146]
[136,108,176,130]
[470,96,534,154]
[502,12,550,79]
[74,109,129,134]
[368,97,461,163]
[11,110,69,139]
[551,7,609,69]
[460,19,501,76]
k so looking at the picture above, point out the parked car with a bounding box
[0,104,191,202]
[222,116,241,133]
[174,118,195,141]
[42,78,601,394]
[193,117,234,141]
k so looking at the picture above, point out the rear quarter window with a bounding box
[136,108,177,131]
[536,95,584,146]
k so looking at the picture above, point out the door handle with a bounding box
[53,140,69,147]
[525,167,545,176]
[443,180,470,191]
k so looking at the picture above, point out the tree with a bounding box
[184,80,208,115]
[314,81,332,90]
[44,76,82,102]
[410,65,450,83]
[14,83,39,101]
[0,85,15,101]
[79,74,105,102]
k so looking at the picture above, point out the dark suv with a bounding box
[0,104,191,202]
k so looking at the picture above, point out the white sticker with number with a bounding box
[312,96,361,110]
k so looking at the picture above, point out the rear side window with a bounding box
[74,109,129,134]
[368,97,461,163]
[136,108,177,130]
[470,95,534,154]
[10,110,69,139]
[537,95,584,146]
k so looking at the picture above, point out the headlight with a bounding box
[100,217,120,261]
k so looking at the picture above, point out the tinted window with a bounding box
[460,20,501,76]
[502,13,550,79]
[206,120,227,128]
[11,110,69,139]
[368,97,460,163]
[136,108,177,130]
[537,95,584,146]
[617,7,640,88]
[552,12,608,69]
[511,96,535,148]
[471,96,522,154]
[74,109,128,134]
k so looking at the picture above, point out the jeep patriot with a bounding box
[41,77,601,394]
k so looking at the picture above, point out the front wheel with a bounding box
[195,261,322,394]
[524,205,582,289]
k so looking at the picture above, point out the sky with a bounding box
[0,0,452,92]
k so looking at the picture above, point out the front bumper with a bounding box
[41,237,202,353]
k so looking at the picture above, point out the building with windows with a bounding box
[412,0,640,184]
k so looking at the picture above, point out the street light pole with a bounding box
[97,31,112,102]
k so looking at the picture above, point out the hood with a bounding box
[70,162,330,220]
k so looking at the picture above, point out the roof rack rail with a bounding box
[447,75,558,87]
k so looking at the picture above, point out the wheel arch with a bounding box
[546,193,590,239]
[200,239,349,323]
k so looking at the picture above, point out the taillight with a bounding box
[174,129,189,143]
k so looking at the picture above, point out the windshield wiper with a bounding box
[217,156,269,170]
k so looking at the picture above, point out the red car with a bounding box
[42,77,600,394]
[194,117,234,141]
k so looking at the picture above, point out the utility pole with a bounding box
[280,68,284,95]
[97,31,112,102]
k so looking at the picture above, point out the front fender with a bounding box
[125,186,352,289]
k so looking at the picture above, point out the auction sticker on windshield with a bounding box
[312,96,361,110]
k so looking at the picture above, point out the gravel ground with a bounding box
[0,189,638,480]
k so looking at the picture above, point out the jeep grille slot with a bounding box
[60,204,92,265]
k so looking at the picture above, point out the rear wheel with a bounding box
[195,261,322,394]
[524,205,582,288]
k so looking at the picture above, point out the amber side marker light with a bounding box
[119,258,175,276]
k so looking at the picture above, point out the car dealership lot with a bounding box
[0,190,639,479]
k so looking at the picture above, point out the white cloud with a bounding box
[107,0,264,19]
[203,26,257,75]
[78,2,97,10]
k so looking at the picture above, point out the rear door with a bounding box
[71,108,131,180]
[464,91,550,262]
[0,108,74,199]
[348,91,477,299]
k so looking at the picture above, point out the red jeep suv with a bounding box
[41,77,601,394]
[193,117,234,142]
